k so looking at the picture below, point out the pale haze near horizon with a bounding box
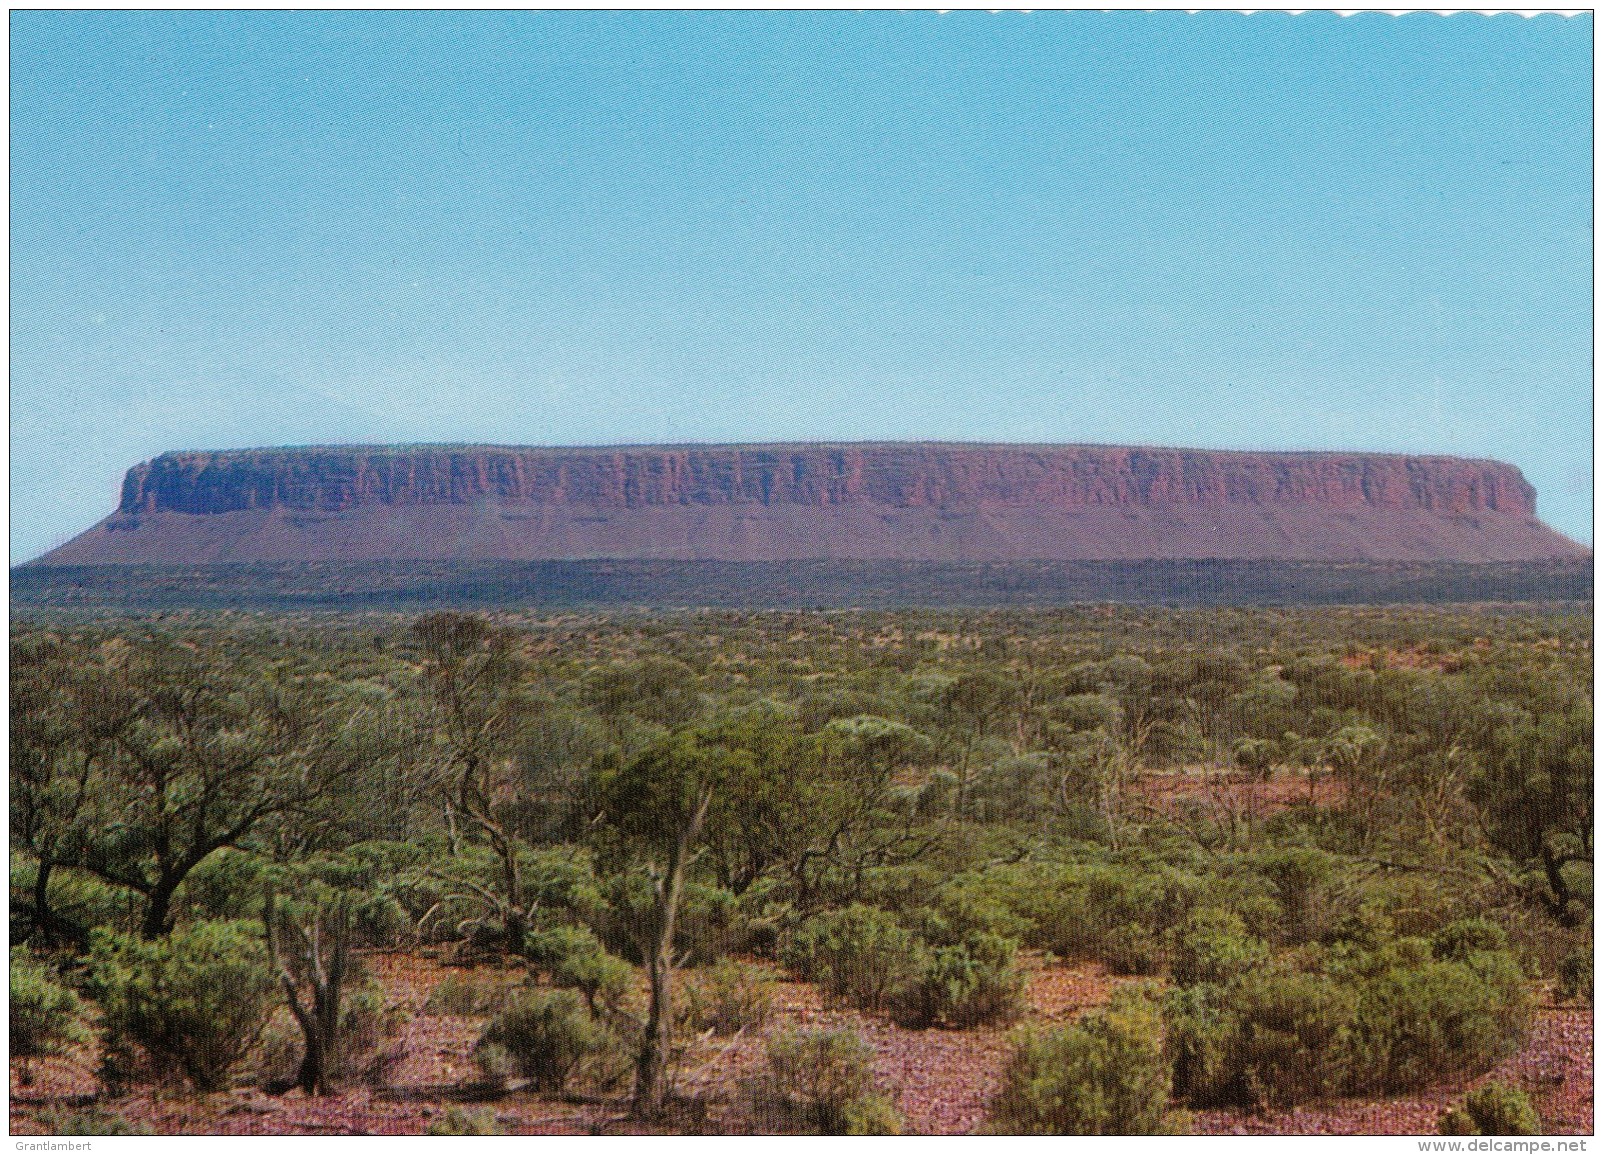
[10,10,1593,561]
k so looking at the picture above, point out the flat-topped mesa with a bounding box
[37,442,1584,566]
[117,444,1534,517]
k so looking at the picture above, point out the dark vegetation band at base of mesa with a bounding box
[10,601,1592,1135]
[9,557,1593,613]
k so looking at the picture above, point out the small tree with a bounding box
[264,892,351,1096]
[595,728,733,1117]
[412,613,536,952]
[39,643,358,939]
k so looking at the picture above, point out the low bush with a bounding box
[474,989,617,1093]
[1166,967,1354,1108]
[1347,952,1529,1095]
[252,1012,304,1089]
[1440,1083,1541,1136]
[1100,923,1164,977]
[11,950,87,1060]
[88,920,276,1093]
[916,878,1033,946]
[1431,918,1509,962]
[1226,968,1353,1107]
[26,1106,152,1136]
[986,985,1180,1135]
[1558,949,1592,1004]
[174,849,274,922]
[684,958,776,1036]
[1169,929,1532,1108]
[1013,862,1199,973]
[841,1093,905,1135]
[781,905,920,1013]
[524,924,634,1017]
[422,973,508,1016]
[13,862,138,939]
[784,907,1024,1029]
[889,932,1027,1029]
[1169,908,1270,988]
[760,1027,901,1134]
[426,1107,505,1135]
[1252,847,1334,943]
[337,979,410,1082]
[523,923,606,970]
[1163,984,1236,1107]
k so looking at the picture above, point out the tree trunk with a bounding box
[267,898,350,1097]
[635,934,673,1117]
[1541,844,1584,927]
[141,876,181,940]
[28,860,89,952]
[294,1019,329,1096]
[632,787,712,1120]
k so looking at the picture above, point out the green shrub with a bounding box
[525,924,634,1017]
[1458,1082,1542,1136]
[426,1106,505,1136]
[684,958,776,1036]
[1016,862,1199,973]
[175,849,272,922]
[252,1012,304,1089]
[1163,984,1236,1107]
[337,979,409,1080]
[1348,953,1529,1095]
[762,1027,897,1134]
[1101,923,1164,977]
[889,932,1027,1029]
[675,882,757,964]
[916,879,1033,945]
[11,951,87,1059]
[1558,949,1592,1004]
[297,845,431,947]
[1224,968,1354,1107]
[1236,894,1287,943]
[781,905,920,1013]
[471,1040,517,1091]
[13,860,141,938]
[841,1093,905,1135]
[87,920,276,1093]
[1253,847,1333,942]
[1431,919,1509,963]
[27,1106,153,1136]
[474,989,614,1093]
[422,972,508,1016]
[1169,908,1270,988]
[523,923,605,970]
[1168,928,1533,1107]
[1166,968,1354,1108]
[987,986,1179,1135]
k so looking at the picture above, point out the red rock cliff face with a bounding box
[37,442,1578,566]
[117,444,1536,517]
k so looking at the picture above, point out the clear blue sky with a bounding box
[11,10,1593,559]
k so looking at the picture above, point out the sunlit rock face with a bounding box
[33,443,1587,565]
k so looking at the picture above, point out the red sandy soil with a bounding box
[10,951,1591,1136]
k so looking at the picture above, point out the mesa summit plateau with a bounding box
[29,443,1586,567]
